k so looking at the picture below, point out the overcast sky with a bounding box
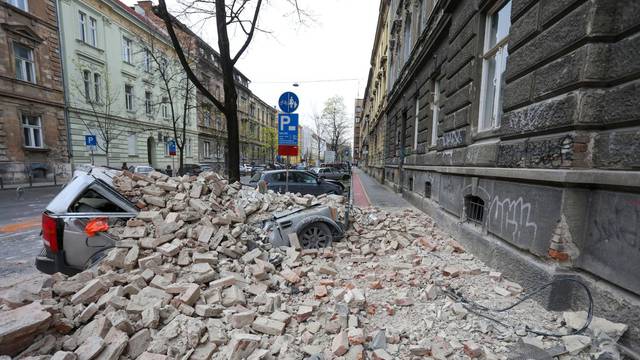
[123,0,379,134]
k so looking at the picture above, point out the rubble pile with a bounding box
[0,171,629,360]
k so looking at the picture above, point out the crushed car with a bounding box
[35,166,348,275]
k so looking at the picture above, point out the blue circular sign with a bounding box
[278,92,299,113]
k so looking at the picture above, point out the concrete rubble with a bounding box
[0,170,630,359]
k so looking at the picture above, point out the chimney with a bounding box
[137,1,154,15]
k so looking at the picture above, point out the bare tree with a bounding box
[70,63,125,167]
[155,0,306,182]
[321,95,350,155]
[138,35,197,174]
[311,110,325,164]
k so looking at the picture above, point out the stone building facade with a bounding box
[360,0,390,182]
[135,1,278,170]
[0,0,70,183]
[353,98,363,163]
[58,0,199,170]
[361,0,640,349]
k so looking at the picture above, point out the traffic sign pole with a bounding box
[285,156,289,193]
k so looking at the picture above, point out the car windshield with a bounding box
[250,172,262,182]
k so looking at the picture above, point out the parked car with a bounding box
[199,164,213,172]
[250,164,266,176]
[128,165,154,176]
[311,167,350,180]
[35,166,345,275]
[240,164,252,175]
[249,170,343,195]
[180,164,203,176]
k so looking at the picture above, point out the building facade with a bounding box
[362,0,640,349]
[0,0,70,183]
[353,98,363,164]
[360,0,390,181]
[58,0,199,170]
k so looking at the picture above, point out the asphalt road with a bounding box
[0,185,61,284]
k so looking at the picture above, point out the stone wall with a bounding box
[372,0,640,350]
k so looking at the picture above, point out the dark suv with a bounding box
[249,170,343,195]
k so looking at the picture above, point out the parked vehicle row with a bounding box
[249,170,345,195]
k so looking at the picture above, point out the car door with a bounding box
[58,179,138,269]
[292,172,320,195]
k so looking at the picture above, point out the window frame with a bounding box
[144,91,152,115]
[79,11,87,43]
[127,133,137,156]
[13,42,36,83]
[122,36,133,64]
[7,0,28,11]
[125,84,134,111]
[82,69,92,102]
[88,16,97,47]
[203,141,211,159]
[21,114,43,149]
[413,95,419,150]
[431,79,440,146]
[93,72,101,103]
[161,97,169,119]
[478,0,512,132]
[143,48,152,72]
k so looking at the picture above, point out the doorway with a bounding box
[147,137,157,167]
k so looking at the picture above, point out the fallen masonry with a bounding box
[0,170,630,359]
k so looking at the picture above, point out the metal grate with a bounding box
[465,195,485,224]
[409,177,414,191]
[424,181,432,198]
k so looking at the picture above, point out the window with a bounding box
[215,112,222,129]
[122,36,132,63]
[89,17,97,46]
[292,172,316,184]
[408,177,414,191]
[417,0,424,32]
[7,0,28,11]
[93,73,101,103]
[22,114,43,148]
[204,109,211,127]
[413,96,419,150]
[145,91,152,115]
[83,70,91,101]
[403,15,412,63]
[161,97,169,118]
[14,43,35,83]
[143,49,152,72]
[125,84,133,111]
[431,79,440,146]
[465,195,485,224]
[479,0,512,131]
[424,181,432,198]
[203,141,211,158]
[127,133,136,156]
[186,138,192,157]
[79,12,87,42]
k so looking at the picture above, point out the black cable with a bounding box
[444,278,593,337]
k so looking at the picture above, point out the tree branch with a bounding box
[231,0,262,64]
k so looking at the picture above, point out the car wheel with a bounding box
[298,222,333,249]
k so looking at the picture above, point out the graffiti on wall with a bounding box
[487,195,539,244]
[439,129,465,148]
[591,199,640,251]
[497,135,574,168]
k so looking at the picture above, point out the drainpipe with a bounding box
[55,0,73,170]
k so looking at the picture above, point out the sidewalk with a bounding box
[351,167,413,209]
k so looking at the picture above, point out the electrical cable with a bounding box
[444,278,593,337]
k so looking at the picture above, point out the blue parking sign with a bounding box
[278,113,298,146]
[85,135,97,146]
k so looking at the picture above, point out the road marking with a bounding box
[352,171,371,208]
[0,217,40,234]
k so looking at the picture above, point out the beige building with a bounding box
[359,0,389,181]
[0,0,70,184]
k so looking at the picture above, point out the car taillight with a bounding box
[42,213,59,253]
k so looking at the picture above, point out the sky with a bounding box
[122,0,380,135]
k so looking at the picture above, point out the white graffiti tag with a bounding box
[488,196,538,243]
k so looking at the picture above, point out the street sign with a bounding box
[278,92,299,113]
[278,113,298,156]
[168,140,177,156]
[85,134,97,151]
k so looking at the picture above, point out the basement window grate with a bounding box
[424,181,432,198]
[465,195,484,224]
[409,177,414,191]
